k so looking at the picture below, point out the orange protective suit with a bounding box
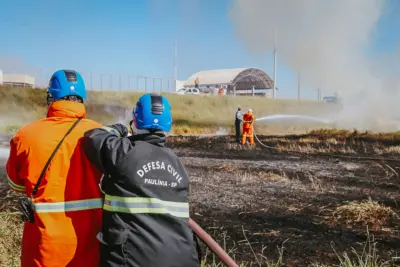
[241,111,255,145]
[6,101,103,267]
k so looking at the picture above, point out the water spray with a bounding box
[255,114,333,124]
[252,114,333,149]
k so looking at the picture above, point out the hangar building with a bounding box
[183,68,277,97]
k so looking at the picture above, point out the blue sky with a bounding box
[1,0,400,99]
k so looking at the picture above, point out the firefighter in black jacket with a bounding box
[235,107,242,143]
[82,93,201,267]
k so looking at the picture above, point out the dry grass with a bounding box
[331,198,399,231]
[0,213,22,267]
[1,211,398,267]
[0,86,335,135]
[4,212,395,267]
[309,129,400,140]
[200,226,285,267]
[313,230,399,267]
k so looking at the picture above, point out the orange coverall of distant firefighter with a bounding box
[241,111,255,145]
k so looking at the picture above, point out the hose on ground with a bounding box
[189,219,239,267]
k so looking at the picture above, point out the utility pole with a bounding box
[273,27,277,99]
[173,39,178,92]
[297,72,301,100]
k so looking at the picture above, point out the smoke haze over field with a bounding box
[0,55,38,76]
[229,0,400,131]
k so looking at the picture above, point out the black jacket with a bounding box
[235,110,242,124]
[83,124,200,267]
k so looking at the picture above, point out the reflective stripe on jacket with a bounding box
[32,198,103,213]
[103,195,189,218]
[6,100,103,267]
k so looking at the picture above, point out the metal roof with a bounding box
[184,68,276,90]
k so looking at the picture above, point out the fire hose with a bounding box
[189,219,239,267]
[252,124,400,162]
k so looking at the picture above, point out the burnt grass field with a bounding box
[1,131,400,266]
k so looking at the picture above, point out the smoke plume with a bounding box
[229,0,400,131]
[0,55,38,76]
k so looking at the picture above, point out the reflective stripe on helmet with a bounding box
[6,174,25,193]
[32,198,104,213]
[103,195,189,218]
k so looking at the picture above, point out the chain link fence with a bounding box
[34,69,176,93]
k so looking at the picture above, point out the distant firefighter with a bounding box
[241,109,255,145]
[235,107,242,143]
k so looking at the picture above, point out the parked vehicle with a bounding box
[175,88,200,95]
[323,96,339,103]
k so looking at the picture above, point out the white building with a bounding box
[0,70,3,85]
[175,80,186,91]
[2,74,35,88]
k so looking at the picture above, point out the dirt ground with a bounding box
[1,134,400,266]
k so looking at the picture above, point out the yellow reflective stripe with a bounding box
[33,198,104,213]
[103,206,189,218]
[6,173,25,192]
[104,195,189,218]
[104,195,189,207]
[100,126,120,137]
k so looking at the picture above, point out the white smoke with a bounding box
[216,127,230,135]
[0,55,38,76]
[0,147,10,163]
[103,104,132,125]
[229,0,400,131]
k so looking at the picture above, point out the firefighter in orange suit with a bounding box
[6,69,103,267]
[241,108,255,145]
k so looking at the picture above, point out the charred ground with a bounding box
[167,133,400,266]
[1,132,400,266]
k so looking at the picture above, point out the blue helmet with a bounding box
[133,93,172,132]
[47,69,87,101]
